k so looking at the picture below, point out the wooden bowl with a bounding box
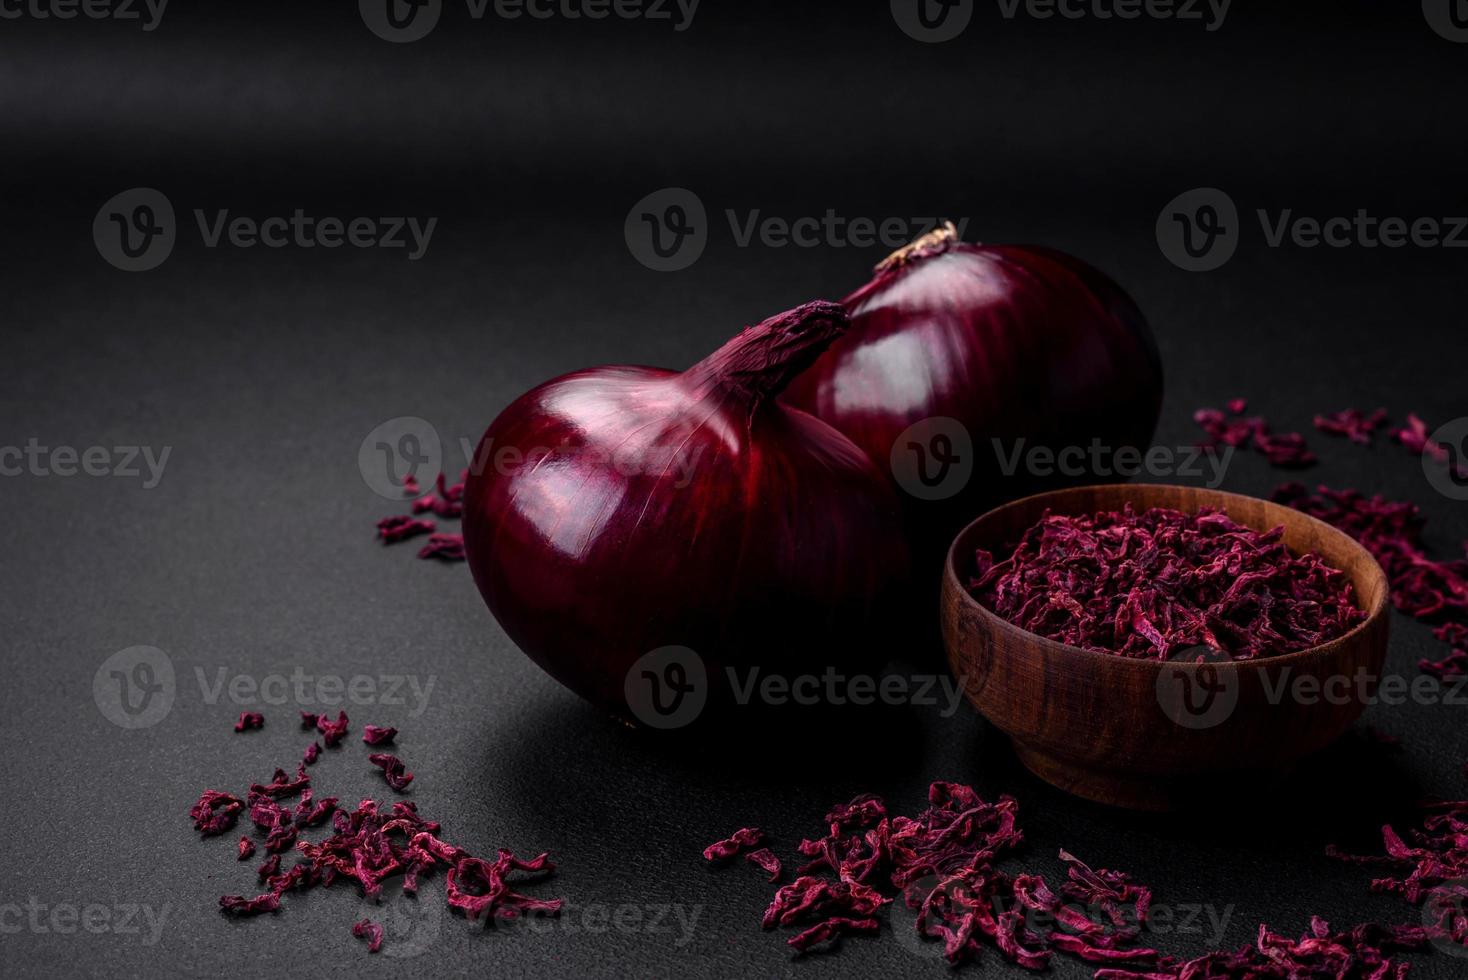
[940,483,1391,811]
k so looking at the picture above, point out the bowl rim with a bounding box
[942,482,1392,673]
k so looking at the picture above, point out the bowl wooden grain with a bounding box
[941,483,1391,811]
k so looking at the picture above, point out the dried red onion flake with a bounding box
[745,848,783,883]
[716,782,1448,973]
[377,469,469,563]
[367,752,414,792]
[1273,483,1468,677]
[195,713,560,955]
[1195,400,1316,468]
[969,505,1365,660]
[377,514,436,543]
[713,782,1161,966]
[1315,408,1389,445]
[362,725,397,746]
[417,533,465,562]
[351,918,384,953]
[703,827,765,863]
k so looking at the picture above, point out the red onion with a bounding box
[783,224,1163,575]
[462,301,910,725]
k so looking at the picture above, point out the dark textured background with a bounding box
[2,1,1467,976]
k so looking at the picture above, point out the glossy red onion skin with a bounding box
[462,307,910,725]
[783,242,1163,575]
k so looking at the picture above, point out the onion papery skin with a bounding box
[783,232,1163,580]
[462,302,911,727]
